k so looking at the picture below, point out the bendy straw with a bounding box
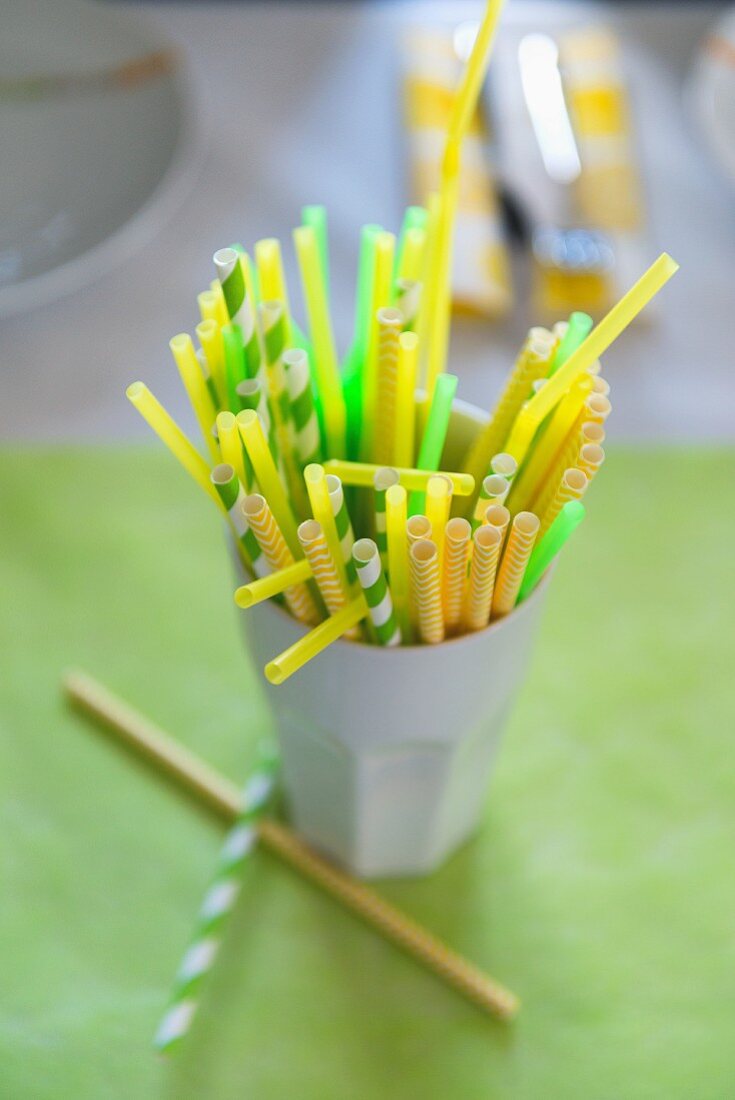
[425,475,452,564]
[265,597,368,683]
[323,459,474,497]
[409,372,459,513]
[472,474,510,533]
[283,348,322,467]
[293,225,347,457]
[492,511,540,617]
[64,671,519,1019]
[505,253,679,463]
[393,331,419,467]
[154,746,278,1053]
[214,248,261,378]
[126,382,223,512]
[385,484,412,643]
[375,307,404,465]
[234,558,312,608]
[443,517,472,632]
[237,410,300,558]
[409,539,445,644]
[243,494,319,624]
[211,464,265,576]
[352,538,401,646]
[169,334,219,463]
[518,500,586,602]
[465,524,503,631]
[374,467,400,569]
[326,474,358,589]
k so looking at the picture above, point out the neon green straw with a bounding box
[408,373,458,514]
[393,205,428,285]
[548,312,593,376]
[302,205,329,296]
[222,323,246,413]
[518,500,586,602]
[342,224,383,458]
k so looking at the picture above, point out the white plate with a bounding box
[0,0,198,315]
[689,6,735,186]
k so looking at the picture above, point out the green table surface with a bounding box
[2,445,734,1099]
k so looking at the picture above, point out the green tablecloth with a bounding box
[2,446,733,1098]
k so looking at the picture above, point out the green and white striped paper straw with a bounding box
[214,248,261,380]
[283,348,322,467]
[352,538,401,646]
[471,474,510,533]
[326,473,358,589]
[211,464,267,577]
[374,467,399,570]
[153,744,278,1053]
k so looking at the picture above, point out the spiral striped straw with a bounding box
[326,474,358,589]
[284,348,322,467]
[394,278,422,332]
[214,248,262,379]
[443,517,472,632]
[492,511,540,618]
[577,442,605,482]
[259,300,292,434]
[374,307,403,465]
[592,375,610,397]
[539,467,588,538]
[483,503,511,546]
[409,539,444,644]
[374,466,400,570]
[472,474,510,533]
[465,524,503,631]
[243,494,320,624]
[352,538,401,646]
[298,520,359,639]
[153,745,278,1053]
[406,514,432,545]
[211,465,266,577]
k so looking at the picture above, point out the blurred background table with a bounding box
[1,0,733,443]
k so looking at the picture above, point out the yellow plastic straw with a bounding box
[443,517,471,632]
[393,332,419,468]
[415,191,440,382]
[508,371,593,515]
[255,238,292,342]
[293,225,347,457]
[169,334,220,463]
[304,464,350,597]
[385,484,412,643]
[424,0,507,397]
[492,512,540,617]
[234,559,312,608]
[196,319,226,409]
[216,412,248,490]
[361,231,396,460]
[465,524,502,631]
[265,597,367,684]
[409,539,445,644]
[236,409,300,558]
[505,254,679,464]
[425,476,451,565]
[198,290,221,326]
[323,459,474,497]
[126,382,223,512]
[243,494,319,624]
[375,307,403,465]
[209,280,230,328]
[398,227,427,283]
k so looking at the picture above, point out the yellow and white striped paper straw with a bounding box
[492,511,540,618]
[465,524,503,631]
[298,520,359,639]
[443,517,471,632]
[539,467,588,538]
[243,494,319,625]
[409,539,444,644]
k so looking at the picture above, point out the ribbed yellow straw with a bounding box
[592,375,610,397]
[462,330,556,496]
[577,443,605,481]
[407,514,432,545]
[482,503,510,544]
[196,319,226,409]
[443,517,472,632]
[374,307,403,465]
[492,511,540,618]
[243,494,319,625]
[298,519,359,639]
[532,393,611,520]
[465,524,503,631]
[409,539,444,644]
[538,468,588,539]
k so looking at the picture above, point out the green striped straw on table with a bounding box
[214,247,262,380]
[326,474,358,589]
[210,464,267,577]
[284,348,322,467]
[373,467,399,570]
[352,538,401,646]
[154,744,279,1053]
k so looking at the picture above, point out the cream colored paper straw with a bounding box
[409,539,444,644]
[375,307,404,465]
[492,511,540,617]
[243,494,319,624]
[465,524,503,631]
[443,517,471,632]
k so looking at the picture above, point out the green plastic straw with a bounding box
[518,500,586,602]
[393,205,428,284]
[408,373,458,514]
[548,312,593,375]
[302,206,329,296]
[342,224,383,458]
[222,323,246,413]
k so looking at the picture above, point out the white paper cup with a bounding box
[238,401,548,878]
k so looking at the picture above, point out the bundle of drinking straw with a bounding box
[127,0,678,684]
